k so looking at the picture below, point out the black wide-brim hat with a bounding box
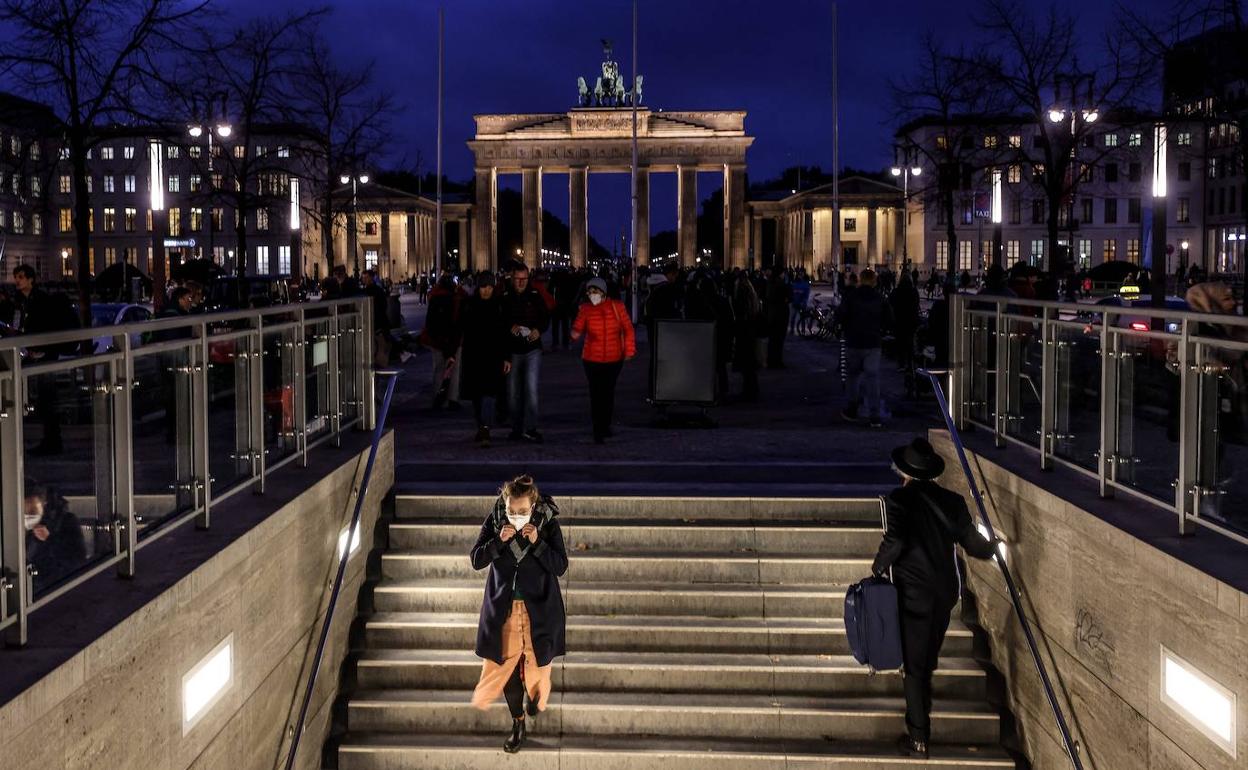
[891,437,946,481]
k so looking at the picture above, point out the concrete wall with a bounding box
[930,431,1247,770]
[0,432,394,770]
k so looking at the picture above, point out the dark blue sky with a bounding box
[291,0,1170,244]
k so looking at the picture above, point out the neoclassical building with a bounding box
[746,177,907,273]
[330,183,471,280]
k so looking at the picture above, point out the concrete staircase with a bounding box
[330,495,1017,769]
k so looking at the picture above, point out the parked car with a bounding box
[91,302,153,353]
[1078,295,1190,334]
[203,277,290,312]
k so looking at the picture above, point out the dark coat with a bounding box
[872,480,995,605]
[764,276,792,327]
[471,495,568,666]
[26,501,87,594]
[422,283,464,355]
[501,288,550,355]
[459,294,508,401]
[835,285,893,350]
[16,287,79,357]
[890,280,921,335]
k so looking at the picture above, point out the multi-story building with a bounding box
[895,114,1206,276]
[0,91,337,283]
[0,93,60,278]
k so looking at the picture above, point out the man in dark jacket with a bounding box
[459,272,508,445]
[360,269,392,366]
[873,438,997,758]
[835,268,893,427]
[889,273,921,379]
[422,272,464,409]
[764,267,793,368]
[501,265,550,442]
[12,264,80,454]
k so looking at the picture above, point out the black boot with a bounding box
[896,734,929,759]
[503,717,526,753]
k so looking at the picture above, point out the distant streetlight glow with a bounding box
[1048,109,1065,124]
[187,124,203,138]
[215,124,232,138]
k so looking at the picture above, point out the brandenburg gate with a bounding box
[468,107,754,270]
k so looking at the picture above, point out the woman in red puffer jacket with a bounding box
[571,277,636,443]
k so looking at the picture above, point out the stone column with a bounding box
[522,167,543,265]
[635,168,650,266]
[379,212,391,279]
[751,214,762,269]
[867,206,879,265]
[724,164,747,269]
[472,167,496,270]
[569,166,588,268]
[406,214,418,276]
[678,165,697,267]
[774,216,785,266]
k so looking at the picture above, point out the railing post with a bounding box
[1097,313,1119,498]
[194,324,211,529]
[114,335,137,579]
[993,303,1007,447]
[361,299,376,431]
[949,294,966,429]
[295,307,309,468]
[1039,306,1056,470]
[1176,319,1198,535]
[328,306,342,447]
[0,354,29,647]
[250,323,266,494]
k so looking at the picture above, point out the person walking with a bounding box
[836,268,893,427]
[422,272,465,410]
[459,272,509,447]
[764,267,792,368]
[8,264,79,455]
[731,274,762,401]
[889,273,921,377]
[570,277,636,443]
[471,475,568,754]
[871,438,997,758]
[361,269,393,367]
[501,265,550,442]
[789,268,811,336]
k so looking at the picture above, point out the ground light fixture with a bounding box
[182,634,234,734]
[1160,646,1237,757]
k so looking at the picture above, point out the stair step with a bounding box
[346,690,1000,744]
[353,649,987,699]
[338,732,1016,770]
[381,549,876,584]
[395,495,885,522]
[389,519,884,555]
[372,578,865,617]
[361,612,975,657]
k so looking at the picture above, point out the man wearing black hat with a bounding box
[872,437,998,758]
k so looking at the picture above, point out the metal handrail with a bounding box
[918,367,1084,770]
[284,370,399,770]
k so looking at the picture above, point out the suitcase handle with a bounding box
[877,495,893,583]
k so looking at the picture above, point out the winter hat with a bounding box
[585,277,608,294]
[477,271,497,288]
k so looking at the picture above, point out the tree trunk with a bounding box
[70,132,93,326]
[1046,178,1063,300]
[943,190,957,275]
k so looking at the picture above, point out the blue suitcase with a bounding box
[844,576,903,672]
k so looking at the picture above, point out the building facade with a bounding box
[895,116,1207,276]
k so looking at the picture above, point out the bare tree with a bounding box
[972,0,1153,287]
[0,0,208,322]
[289,26,395,279]
[893,34,1009,271]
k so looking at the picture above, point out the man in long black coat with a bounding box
[872,438,997,758]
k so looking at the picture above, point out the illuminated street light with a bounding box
[341,172,370,273]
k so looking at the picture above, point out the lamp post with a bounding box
[990,167,1004,270]
[340,172,369,275]
[187,92,232,267]
[1151,122,1168,309]
[149,138,167,312]
[890,144,922,272]
[1047,72,1098,278]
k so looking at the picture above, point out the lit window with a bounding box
[168,175,180,193]
[168,207,182,236]
[233,146,245,159]
[1175,132,1192,146]
[29,143,40,160]
[59,175,71,194]
[189,146,201,158]
[103,207,116,232]
[190,174,202,192]
[1007,134,1021,148]
[167,145,180,159]
[29,177,41,197]
[277,145,290,158]
[1006,240,1020,261]
[935,240,949,269]
[103,175,115,193]
[935,135,948,150]
[256,208,269,231]
[32,213,42,235]
[100,146,114,160]
[958,240,974,270]
[11,212,23,234]
[124,145,135,159]
[279,245,292,275]
[1128,132,1142,147]
[983,135,998,149]
[124,207,137,232]
[255,245,270,274]
[1126,238,1140,262]
[59,208,73,233]
[1007,165,1021,184]
[843,217,857,233]
[1104,133,1119,147]
[124,175,136,193]
[190,208,202,232]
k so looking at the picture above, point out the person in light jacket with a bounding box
[872,438,997,759]
[571,277,636,443]
[470,475,568,754]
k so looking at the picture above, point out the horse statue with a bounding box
[593,76,606,106]
[628,75,644,106]
[576,77,590,107]
[611,77,626,105]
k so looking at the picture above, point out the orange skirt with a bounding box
[471,600,552,712]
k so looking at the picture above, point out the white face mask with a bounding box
[588,293,604,306]
[507,513,531,531]
[24,513,41,531]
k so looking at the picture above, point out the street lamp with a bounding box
[187,91,232,267]
[891,143,922,271]
[1151,122,1168,307]
[340,172,369,274]
[1048,71,1098,277]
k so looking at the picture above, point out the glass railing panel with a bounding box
[966,311,996,426]
[1111,330,1179,503]
[305,321,332,442]
[21,361,116,599]
[1003,317,1043,448]
[1191,339,1248,537]
[132,343,197,537]
[338,312,361,426]
[207,333,255,496]
[1052,324,1102,471]
[261,329,299,466]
